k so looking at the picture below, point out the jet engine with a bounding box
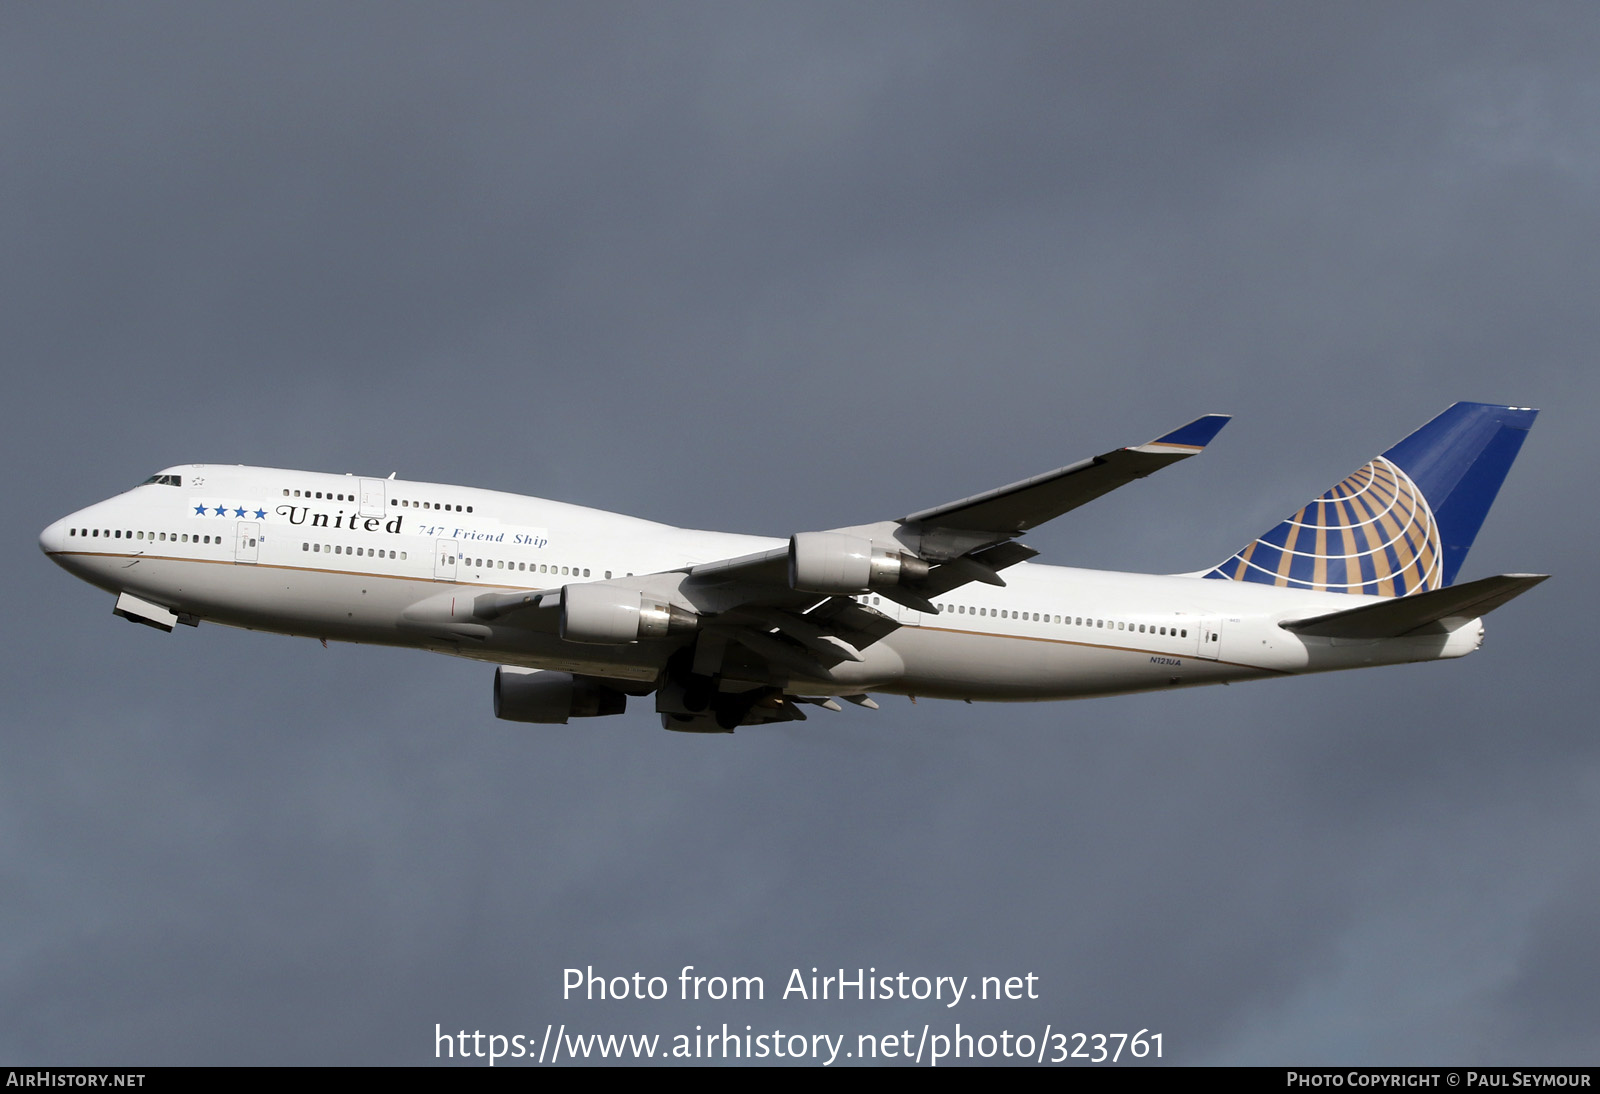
[559,583,699,644]
[787,532,930,595]
[493,667,627,724]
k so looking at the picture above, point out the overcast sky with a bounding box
[4,2,1597,1066]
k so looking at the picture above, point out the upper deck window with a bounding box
[140,474,182,487]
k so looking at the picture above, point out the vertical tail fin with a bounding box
[1204,403,1538,596]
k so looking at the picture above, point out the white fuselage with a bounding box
[39,465,1484,702]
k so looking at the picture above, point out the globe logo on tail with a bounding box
[1207,456,1443,596]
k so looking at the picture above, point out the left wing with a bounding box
[669,411,1230,600]
[900,413,1231,536]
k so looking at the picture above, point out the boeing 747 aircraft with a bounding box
[40,403,1543,732]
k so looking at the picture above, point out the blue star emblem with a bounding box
[214,505,230,517]
[254,509,267,520]
[193,504,207,515]
[232,506,247,517]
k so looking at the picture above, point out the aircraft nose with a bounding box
[39,516,69,556]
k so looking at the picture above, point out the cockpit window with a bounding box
[140,474,182,487]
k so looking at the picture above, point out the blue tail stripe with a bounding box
[1383,404,1536,587]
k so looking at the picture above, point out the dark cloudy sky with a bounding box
[5,2,1596,1066]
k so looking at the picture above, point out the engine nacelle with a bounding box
[559,582,699,644]
[493,667,627,724]
[787,532,930,595]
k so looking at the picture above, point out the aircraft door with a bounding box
[434,540,458,581]
[235,522,260,564]
[359,479,388,519]
[1196,618,1223,660]
[886,595,921,627]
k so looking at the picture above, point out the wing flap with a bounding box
[802,596,900,651]
[920,541,1041,598]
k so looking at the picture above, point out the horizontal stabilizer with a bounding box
[1281,573,1547,639]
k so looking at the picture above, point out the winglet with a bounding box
[1134,414,1232,453]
